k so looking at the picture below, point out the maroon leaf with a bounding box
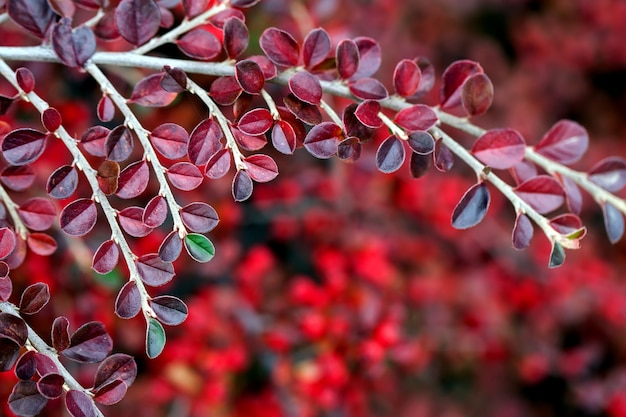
[9,381,48,417]
[511,160,538,184]
[283,94,322,125]
[394,105,438,132]
[128,73,177,107]
[143,195,167,228]
[47,165,78,199]
[2,128,47,166]
[167,162,203,191]
[158,231,183,262]
[235,59,265,95]
[512,213,533,250]
[105,125,134,162]
[205,148,231,179]
[60,198,97,236]
[161,66,187,93]
[92,240,119,275]
[116,160,149,199]
[0,313,28,345]
[289,71,322,105]
[304,122,342,159]
[0,337,20,372]
[272,120,297,155]
[37,373,64,399]
[259,27,300,67]
[188,118,223,166]
[115,0,160,46]
[336,39,360,79]
[15,351,36,380]
[354,100,383,128]
[376,136,405,173]
[93,379,127,405]
[180,202,219,233]
[407,131,435,155]
[182,0,209,18]
[451,182,490,229]
[115,281,141,319]
[434,141,454,172]
[5,237,26,269]
[63,321,112,363]
[48,0,76,17]
[338,137,362,162]
[349,78,388,100]
[303,28,331,68]
[210,76,242,106]
[0,95,15,116]
[94,353,137,388]
[238,108,274,136]
[535,120,588,165]
[232,170,253,202]
[118,207,153,237]
[223,17,249,59]
[51,316,70,352]
[177,29,221,60]
[562,176,582,214]
[393,59,421,97]
[18,197,56,231]
[97,160,120,195]
[514,175,565,214]
[589,156,626,192]
[461,73,494,116]
[41,107,62,132]
[66,390,99,417]
[150,296,188,326]
[0,274,12,301]
[136,254,174,287]
[471,129,526,169]
[230,0,262,7]
[440,60,483,109]
[33,352,57,376]
[1,165,34,191]
[602,202,624,244]
[343,103,374,142]
[550,213,585,236]
[26,233,57,256]
[0,228,15,260]
[244,154,278,183]
[80,126,109,157]
[94,10,120,40]
[16,67,35,93]
[150,123,189,160]
[231,127,267,151]
[352,37,382,79]
[51,18,95,68]
[7,0,55,38]
[248,55,277,80]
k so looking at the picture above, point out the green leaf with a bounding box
[549,241,565,268]
[145,317,165,359]
[183,233,215,263]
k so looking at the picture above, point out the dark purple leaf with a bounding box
[512,213,533,250]
[259,27,299,67]
[0,227,16,259]
[0,337,20,371]
[150,123,189,160]
[93,379,127,405]
[514,175,565,214]
[7,0,55,38]
[116,160,149,199]
[2,128,47,166]
[136,254,174,287]
[26,233,56,256]
[589,157,626,192]
[407,131,435,155]
[603,202,624,244]
[97,95,115,122]
[289,71,322,105]
[18,197,56,231]
[9,380,48,417]
[210,76,242,106]
[535,120,588,164]
[60,199,97,236]
[0,165,27,192]
[336,39,359,79]
[92,240,119,275]
[352,37,381,79]
[238,108,273,135]
[115,0,160,46]
[15,351,36,380]
[394,105,438,132]
[0,95,15,116]
[343,103,374,142]
[376,136,405,173]
[451,182,490,229]
[80,126,109,157]
[188,118,223,166]
[146,317,165,359]
[47,165,78,199]
[338,137,361,162]
[177,29,221,60]
[94,10,120,40]
[118,207,153,238]
[115,281,141,319]
[435,141,454,172]
[349,77,388,100]
[247,55,277,80]
[244,154,278,183]
[182,0,209,18]
[41,107,62,132]
[0,313,27,345]
[235,59,265,95]
[223,17,249,59]
[94,353,137,388]
[160,66,187,92]
[304,122,342,159]
[461,73,494,116]
[205,148,231,179]
[33,352,57,376]
[283,94,322,125]
[471,129,526,169]
[16,67,35,93]
[128,73,177,107]
[167,162,203,191]
[180,202,219,233]
[63,322,112,363]
[150,295,188,326]
[440,60,483,109]
[66,389,99,417]
[19,283,49,315]
[51,18,96,67]
[271,120,297,155]
[158,230,183,262]
[393,59,421,97]
[105,125,134,162]
[232,170,253,202]
[143,195,167,228]
[354,100,383,128]
[37,373,64,399]
[51,316,70,352]
[303,28,331,68]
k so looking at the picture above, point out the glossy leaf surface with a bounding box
[471,129,526,169]
[451,182,490,229]
[63,322,113,363]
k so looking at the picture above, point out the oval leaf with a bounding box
[150,295,189,325]
[603,202,624,244]
[184,233,215,264]
[167,162,203,191]
[2,128,47,166]
[589,157,626,192]
[289,71,322,105]
[451,182,490,229]
[146,317,165,359]
[116,160,149,199]
[303,28,331,68]
[136,254,174,287]
[60,199,97,236]
[394,105,438,132]
[259,27,299,67]
[66,389,99,417]
[94,353,137,389]
[232,170,253,202]
[19,283,49,315]
[115,281,141,319]
[63,322,112,363]
[244,154,278,183]
[115,0,160,46]
[9,380,48,417]
[471,129,526,170]
[304,122,342,159]
[512,213,533,250]
[150,123,189,160]
[92,240,119,275]
[514,175,565,214]
[376,136,405,173]
[47,165,78,199]
[535,120,589,165]
[51,316,70,352]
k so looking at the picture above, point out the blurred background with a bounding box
[3,0,626,416]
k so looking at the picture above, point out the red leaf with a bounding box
[393,59,421,97]
[51,18,95,67]
[26,233,57,256]
[136,254,175,287]
[150,123,189,160]
[118,207,154,237]
[534,120,588,164]
[562,175,583,214]
[248,55,277,80]
[129,73,177,107]
[51,316,70,352]
[7,0,55,38]
[188,118,223,165]
[259,27,300,67]
[235,59,265,95]
[80,126,109,157]
[349,78,388,100]
[37,373,64,399]
[461,73,494,116]
[116,160,149,199]
[92,240,119,275]
[105,125,134,162]
[0,228,16,259]
[96,95,115,122]
[210,76,242,105]
[143,195,168,228]
[304,122,342,159]
[167,162,203,191]
[47,165,78,199]
[2,128,47,166]
[303,28,331,69]
[15,68,35,93]
[19,283,49,315]
[1,165,35,191]
[394,105,438,132]
[115,0,160,46]
[94,353,137,389]
[205,148,231,179]
[41,107,62,132]
[451,182,490,229]
[49,0,75,18]
[549,213,585,236]
[93,379,127,405]
[60,198,97,236]
[283,94,322,125]
[376,136,405,173]
[289,71,322,105]
[232,170,253,202]
[354,100,383,128]
[338,137,362,162]
[514,175,565,214]
[177,29,222,60]
[271,120,296,155]
[231,127,267,151]
[471,129,526,169]
[588,156,626,192]
[18,197,56,231]
[336,39,360,79]
[182,0,210,18]
[223,17,249,59]
[440,60,483,109]
[64,322,112,363]
[238,108,274,136]
[352,37,381,79]
[180,202,219,233]
[343,103,375,142]
[244,154,278,183]
[0,271,12,302]
[66,389,100,417]
[115,281,141,319]
[160,66,187,92]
